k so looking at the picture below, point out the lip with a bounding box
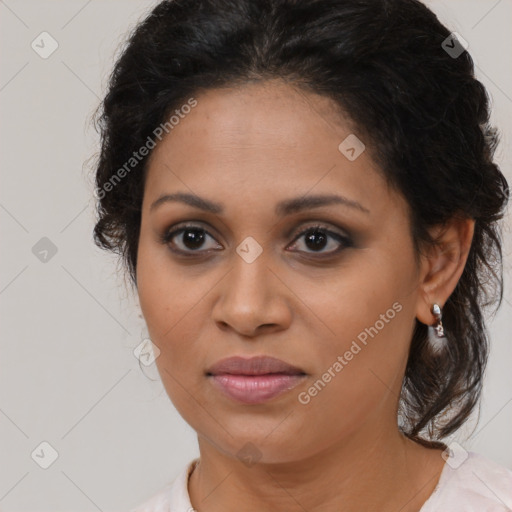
[206,355,306,376]
[209,374,307,404]
[206,356,307,405]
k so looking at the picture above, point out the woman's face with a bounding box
[136,79,424,463]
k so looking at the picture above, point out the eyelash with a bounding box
[159,222,353,258]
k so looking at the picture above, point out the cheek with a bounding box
[294,302,411,443]
[299,246,413,353]
[295,245,416,415]
[137,235,194,333]
[136,242,207,375]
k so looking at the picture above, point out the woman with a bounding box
[92,0,512,510]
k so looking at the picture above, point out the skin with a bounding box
[136,79,475,512]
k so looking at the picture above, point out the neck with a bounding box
[188,421,445,512]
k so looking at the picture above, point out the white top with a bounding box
[130,452,512,512]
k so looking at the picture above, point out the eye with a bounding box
[160,223,222,255]
[159,222,352,257]
[288,224,353,256]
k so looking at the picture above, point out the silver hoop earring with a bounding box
[431,303,446,338]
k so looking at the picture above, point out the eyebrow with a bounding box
[149,191,370,216]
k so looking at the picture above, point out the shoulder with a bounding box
[421,451,512,511]
[129,458,199,512]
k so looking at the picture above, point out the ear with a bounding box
[415,215,475,327]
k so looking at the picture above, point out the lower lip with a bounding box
[209,373,306,404]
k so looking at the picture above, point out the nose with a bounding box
[211,249,292,338]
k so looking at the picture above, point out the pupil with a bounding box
[183,229,205,249]
[305,229,327,251]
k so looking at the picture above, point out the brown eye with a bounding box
[160,222,352,258]
[161,224,222,254]
[288,224,353,256]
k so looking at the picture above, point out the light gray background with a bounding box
[0,0,511,510]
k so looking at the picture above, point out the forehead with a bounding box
[143,80,398,220]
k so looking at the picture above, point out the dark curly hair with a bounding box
[91,0,509,447]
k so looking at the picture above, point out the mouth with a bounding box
[206,355,307,404]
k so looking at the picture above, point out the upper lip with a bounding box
[206,355,306,376]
